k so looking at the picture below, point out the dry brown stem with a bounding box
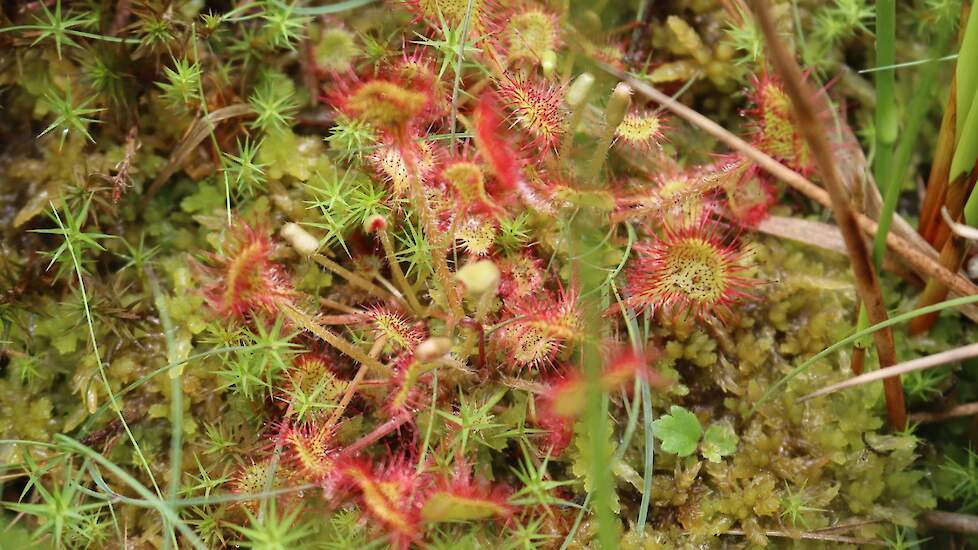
[911,401,978,424]
[799,342,978,401]
[919,76,958,245]
[596,69,978,304]
[748,0,904,428]
[920,510,978,536]
[911,166,978,335]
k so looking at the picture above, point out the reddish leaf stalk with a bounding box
[918,76,958,245]
[341,412,413,456]
[313,253,396,303]
[400,136,465,324]
[910,166,978,335]
[280,301,388,375]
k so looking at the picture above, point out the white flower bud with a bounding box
[455,260,500,296]
[416,337,453,362]
[566,73,595,108]
[281,222,319,257]
[606,83,633,130]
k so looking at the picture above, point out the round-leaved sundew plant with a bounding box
[334,457,427,549]
[614,110,668,150]
[495,286,582,369]
[0,0,951,547]
[625,218,757,323]
[281,421,336,483]
[744,72,815,175]
[329,57,443,141]
[203,222,294,319]
[497,75,567,152]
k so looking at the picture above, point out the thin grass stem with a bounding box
[754,293,978,409]
[52,203,163,496]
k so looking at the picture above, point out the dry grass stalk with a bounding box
[799,342,978,401]
[911,401,978,424]
[749,0,905,428]
[920,510,978,535]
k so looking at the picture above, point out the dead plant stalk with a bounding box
[750,0,905,427]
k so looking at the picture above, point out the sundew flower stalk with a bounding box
[0,0,960,548]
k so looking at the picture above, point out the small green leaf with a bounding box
[180,182,224,213]
[420,491,509,522]
[651,405,701,457]
[701,421,739,463]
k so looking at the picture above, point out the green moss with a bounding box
[0,1,958,547]
[610,238,935,547]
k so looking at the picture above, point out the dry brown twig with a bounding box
[748,0,905,428]
[799,342,978,401]
[722,528,885,546]
[920,510,978,536]
[911,401,978,424]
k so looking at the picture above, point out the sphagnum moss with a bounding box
[0,0,967,548]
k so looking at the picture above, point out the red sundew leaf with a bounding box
[365,305,426,352]
[281,423,336,482]
[614,110,669,151]
[498,253,546,301]
[495,286,582,369]
[742,71,819,175]
[497,75,566,152]
[400,0,497,35]
[327,56,445,135]
[624,218,757,323]
[473,92,524,193]
[543,347,665,419]
[496,6,562,66]
[336,458,426,549]
[202,222,293,319]
[438,157,508,218]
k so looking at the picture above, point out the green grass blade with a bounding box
[573,213,615,548]
[146,267,183,550]
[955,6,978,144]
[873,0,897,196]
[637,381,654,533]
[755,294,978,410]
[56,435,208,550]
[873,29,953,264]
[52,203,163,498]
[293,0,377,15]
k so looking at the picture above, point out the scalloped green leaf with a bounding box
[652,405,701,457]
